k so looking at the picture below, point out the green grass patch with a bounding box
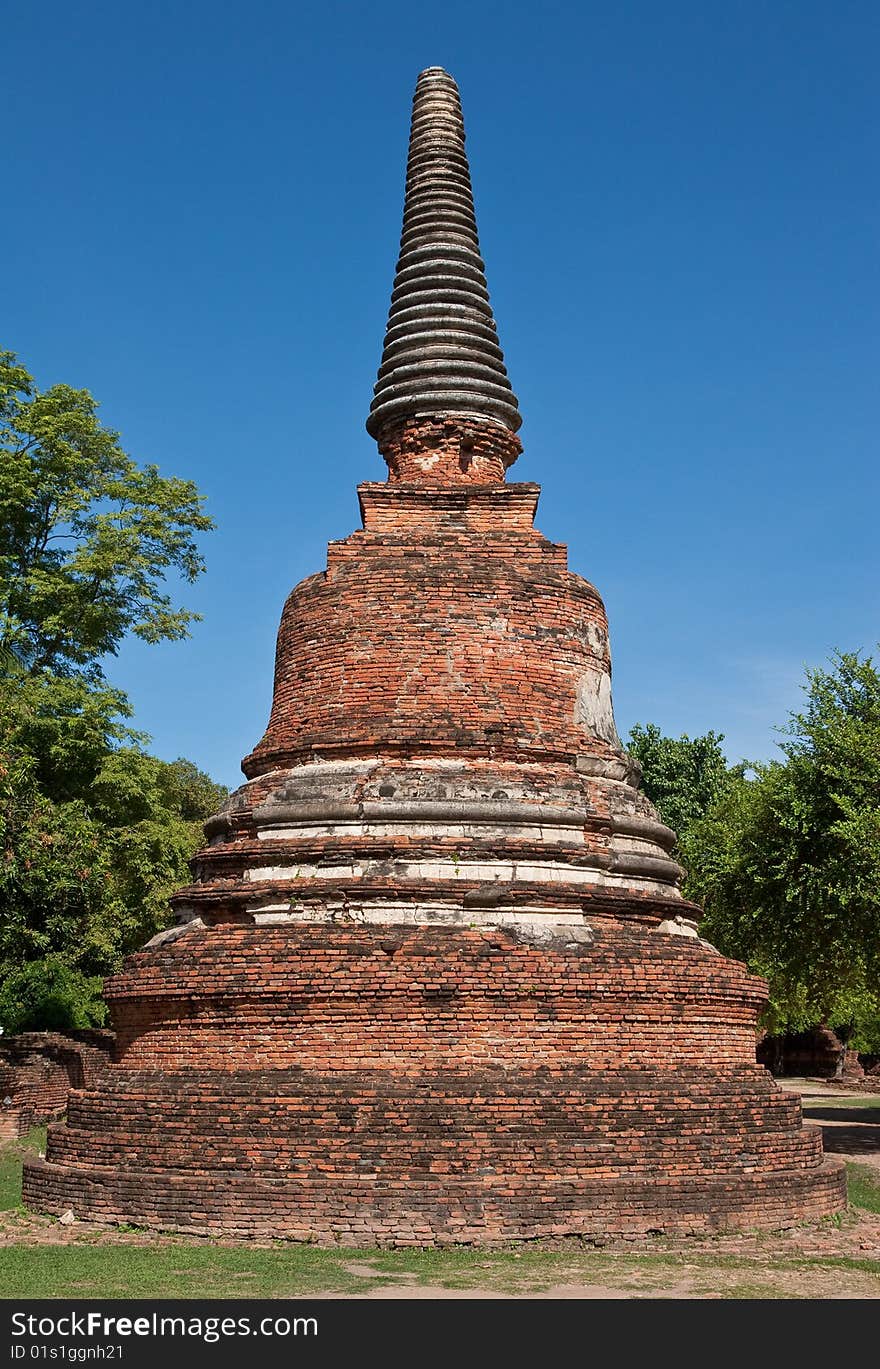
[0,1242,877,1301]
[2,1127,879,1298]
[0,1245,368,1300]
[847,1162,880,1213]
[0,1127,46,1211]
[802,1095,880,1110]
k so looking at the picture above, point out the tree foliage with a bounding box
[660,652,880,1042]
[0,347,224,1033]
[0,349,212,679]
[626,723,736,843]
[0,957,107,1035]
[0,675,227,1030]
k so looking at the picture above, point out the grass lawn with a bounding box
[1,1239,879,1300]
[846,1162,880,1213]
[0,1129,878,1299]
[802,1094,880,1110]
[0,1126,46,1212]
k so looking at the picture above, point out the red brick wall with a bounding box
[104,924,764,1072]
[244,482,617,776]
[0,1032,113,1138]
[23,924,846,1242]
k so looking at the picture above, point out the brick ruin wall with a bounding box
[758,1027,867,1081]
[244,483,621,775]
[0,1032,113,1140]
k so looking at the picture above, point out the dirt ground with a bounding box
[779,1076,880,1175]
[3,1078,879,1299]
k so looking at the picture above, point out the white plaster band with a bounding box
[255,820,585,845]
[241,856,679,896]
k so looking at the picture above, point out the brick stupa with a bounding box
[25,69,846,1242]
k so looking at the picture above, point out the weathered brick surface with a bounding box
[376,416,522,484]
[24,1155,844,1245]
[244,481,614,776]
[24,925,846,1238]
[101,925,764,1072]
[0,1032,113,1138]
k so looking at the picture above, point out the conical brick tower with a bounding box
[24,69,846,1243]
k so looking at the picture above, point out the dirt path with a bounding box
[778,1078,880,1175]
[330,1255,880,1300]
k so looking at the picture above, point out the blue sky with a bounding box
[5,1,877,788]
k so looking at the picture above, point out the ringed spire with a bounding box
[366,67,521,469]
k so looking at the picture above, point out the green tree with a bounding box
[684,651,880,1044]
[626,722,736,843]
[89,748,227,955]
[0,671,140,802]
[0,737,114,977]
[0,347,224,1033]
[0,348,212,679]
[0,710,226,1025]
[0,957,107,1035]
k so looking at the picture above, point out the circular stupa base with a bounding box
[23,922,847,1244]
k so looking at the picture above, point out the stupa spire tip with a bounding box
[366,67,522,481]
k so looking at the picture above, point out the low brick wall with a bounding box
[105,922,767,1072]
[758,1027,866,1080]
[0,1031,113,1139]
[25,1155,845,1246]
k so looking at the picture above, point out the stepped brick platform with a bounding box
[23,925,843,1242]
[23,67,846,1242]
